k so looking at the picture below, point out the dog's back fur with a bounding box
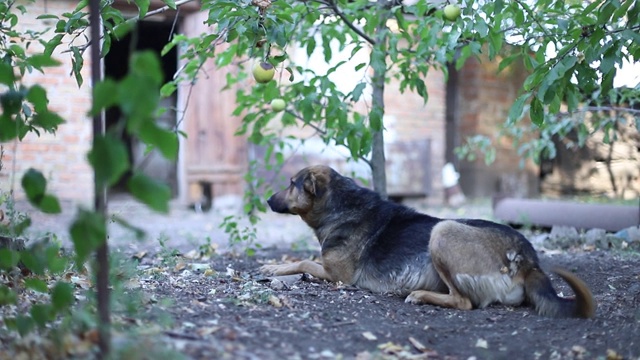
[263,165,596,318]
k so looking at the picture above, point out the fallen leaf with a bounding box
[132,251,147,260]
[124,278,141,290]
[362,331,377,341]
[268,295,282,308]
[409,336,427,352]
[606,349,623,360]
[320,350,335,358]
[203,269,216,277]
[183,249,199,259]
[355,351,372,360]
[378,341,403,353]
[174,262,187,272]
[475,338,488,349]
[190,263,211,272]
[68,275,92,289]
[196,326,220,336]
[572,345,586,356]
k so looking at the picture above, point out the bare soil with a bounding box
[4,198,640,359]
[140,247,640,360]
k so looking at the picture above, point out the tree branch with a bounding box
[284,109,373,166]
[558,106,640,117]
[146,0,198,18]
[62,0,199,54]
[325,0,376,46]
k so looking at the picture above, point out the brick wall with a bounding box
[385,70,446,196]
[0,0,94,204]
[455,55,540,198]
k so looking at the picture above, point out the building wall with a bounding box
[1,2,522,206]
[455,56,539,198]
[385,70,446,197]
[0,0,94,204]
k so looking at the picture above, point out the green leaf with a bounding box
[369,106,383,131]
[110,17,137,41]
[14,315,35,336]
[26,85,48,113]
[37,14,60,20]
[137,121,179,161]
[32,112,65,133]
[90,79,118,115]
[87,134,130,187]
[21,168,46,204]
[162,0,177,9]
[44,34,64,57]
[1,89,24,115]
[45,244,67,274]
[101,32,112,57]
[160,82,176,97]
[39,194,62,214]
[71,46,84,87]
[73,0,89,11]
[118,76,160,130]
[0,62,15,85]
[30,304,55,328]
[24,278,49,293]
[70,209,106,266]
[127,172,171,213]
[0,285,17,305]
[26,54,61,69]
[130,51,163,85]
[51,282,74,310]
[0,249,20,270]
[508,93,530,122]
[11,216,31,237]
[351,82,366,101]
[135,0,150,18]
[19,250,45,275]
[529,97,544,126]
[498,53,521,73]
[17,169,62,214]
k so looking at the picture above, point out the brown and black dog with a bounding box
[261,165,596,318]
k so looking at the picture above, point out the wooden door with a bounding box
[178,12,247,205]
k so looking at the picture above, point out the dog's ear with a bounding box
[303,172,327,197]
[303,173,317,196]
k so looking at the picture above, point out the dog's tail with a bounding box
[524,267,596,318]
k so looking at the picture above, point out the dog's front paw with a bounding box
[260,264,286,276]
[405,291,426,305]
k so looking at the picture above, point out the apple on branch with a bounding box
[443,4,461,21]
[270,98,286,112]
[252,62,275,83]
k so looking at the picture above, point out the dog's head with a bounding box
[267,165,334,217]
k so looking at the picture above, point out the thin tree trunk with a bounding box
[88,0,110,357]
[370,0,390,199]
[370,82,387,199]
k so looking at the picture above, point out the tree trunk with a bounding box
[369,0,390,199]
[89,0,111,357]
[370,81,387,199]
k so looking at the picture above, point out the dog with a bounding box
[261,165,596,318]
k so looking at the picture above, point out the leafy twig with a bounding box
[325,0,376,46]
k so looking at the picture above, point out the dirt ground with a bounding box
[4,198,640,359]
[135,247,640,360]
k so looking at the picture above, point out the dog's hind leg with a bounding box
[405,221,475,309]
[405,281,473,310]
[406,220,524,311]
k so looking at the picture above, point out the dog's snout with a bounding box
[267,192,290,213]
[267,195,276,210]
